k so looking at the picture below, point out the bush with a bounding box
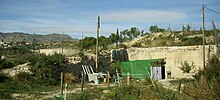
[194,56,220,80]
[73,86,104,100]
[116,44,127,49]
[105,84,178,100]
[0,73,11,83]
[182,37,203,45]
[110,62,121,73]
[73,91,90,100]
[183,76,220,99]
[0,80,27,99]
[106,85,141,100]
[183,56,220,99]
[0,58,15,69]
[0,46,34,69]
[131,42,142,47]
[13,72,33,84]
[29,53,68,85]
[179,61,195,73]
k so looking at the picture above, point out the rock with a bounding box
[103,90,110,94]
[0,63,32,77]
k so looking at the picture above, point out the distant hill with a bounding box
[124,30,216,47]
[0,32,78,43]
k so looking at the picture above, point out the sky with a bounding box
[0,0,220,39]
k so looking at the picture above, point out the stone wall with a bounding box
[39,48,79,56]
[127,45,215,79]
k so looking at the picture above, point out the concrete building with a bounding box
[127,45,213,79]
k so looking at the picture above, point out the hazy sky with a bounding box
[0,0,220,38]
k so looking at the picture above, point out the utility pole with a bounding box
[167,20,171,33]
[96,16,100,72]
[33,33,40,53]
[202,4,206,68]
[81,33,84,39]
[61,33,64,55]
[190,22,193,35]
[213,20,219,58]
[168,20,170,30]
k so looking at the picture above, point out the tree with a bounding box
[119,33,123,43]
[109,29,120,44]
[200,27,202,32]
[116,28,120,44]
[149,25,166,33]
[141,30,144,36]
[78,37,96,49]
[186,24,191,32]
[109,33,118,44]
[120,29,129,42]
[126,31,133,40]
[130,27,140,38]
[119,27,141,41]
[149,25,159,33]
[159,28,166,32]
[182,25,186,32]
[98,36,110,49]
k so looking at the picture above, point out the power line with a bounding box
[204,5,220,15]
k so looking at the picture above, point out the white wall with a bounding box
[39,48,79,56]
[127,45,214,79]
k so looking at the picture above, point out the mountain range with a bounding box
[0,32,77,43]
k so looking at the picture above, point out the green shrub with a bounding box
[73,91,90,100]
[0,58,15,69]
[131,42,142,47]
[110,62,121,73]
[73,86,105,100]
[179,61,195,73]
[194,56,220,80]
[104,84,178,99]
[4,46,32,57]
[143,77,152,85]
[116,44,127,49]
[183,56,220,99]
[183,76,220,99]
[29,53,68,85]
[0,73,11,83]
[0,46,34,68]
[0,80,27,99]
[182,37,203,45]
[13,72,33,84]
[105,85,141,100]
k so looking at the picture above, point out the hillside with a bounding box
[126,30,217,47]
[0,32,78,43]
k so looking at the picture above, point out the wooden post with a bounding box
[116,69,120,84]
[107,71,110,87]
[64,83,67,100]
[96,16,100,72]
[81,71,84,92]
[202,4,206,68]
[127,73,130,85]
[60,72,64,95]
[178,80,182,92]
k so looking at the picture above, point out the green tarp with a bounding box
[120,59,161,79]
